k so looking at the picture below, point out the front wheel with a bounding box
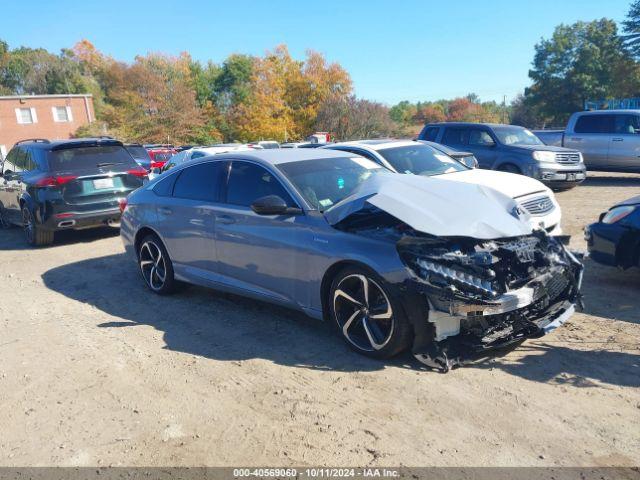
[329,267,413,359]
[138,234,177,295]
[22,207,54,246]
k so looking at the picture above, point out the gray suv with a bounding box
[419,123,586,190]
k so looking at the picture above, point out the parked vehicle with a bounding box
[148,144,258,180]
[120,149,582,371]
[534,110,640,173]
[417,140,478,169]
[322,140,563,234]
[125,143,153,170]
[145,145,177,170]
[585,194,640,269]
[419,123,586,190]
[249,141,280,149]
[0,138,147,246]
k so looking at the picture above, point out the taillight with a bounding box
[150,161,165,170]
[127,168,148,178]
[35,175,78,187]
[118,197,128,213]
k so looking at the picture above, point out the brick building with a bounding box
[0,94,95,158]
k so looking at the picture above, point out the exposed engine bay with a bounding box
[334,206,584,372]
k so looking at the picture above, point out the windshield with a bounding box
[493,126,544,146]
[377,144,468,176]
[125,145,150,159]
[277,156,384,211]
[48,145,138,171]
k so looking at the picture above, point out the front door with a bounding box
[214,160,308,305]
[467,128,499,168]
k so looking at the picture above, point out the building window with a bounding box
[15,107,37,124]
[52,106,73,122]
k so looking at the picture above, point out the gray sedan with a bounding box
[120,149,582,371]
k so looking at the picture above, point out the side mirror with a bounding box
[151,167,161,175]
[251,195,301,215]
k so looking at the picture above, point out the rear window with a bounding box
[48,145,138,171]
[125,146,150,159]
[442,128,468,146]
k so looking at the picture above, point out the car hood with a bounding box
[510,144,578,153]
[324,173,533,240]
[615,195,640,207]
[439,168,550,199]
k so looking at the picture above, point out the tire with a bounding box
[21,207,54,246]
[0,204,11,229]
[497,164,521,175]
[137,234,177,295]
[329,266,413,359]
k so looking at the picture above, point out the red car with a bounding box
[145,145,177,170]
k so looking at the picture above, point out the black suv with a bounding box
[0,138,147,246]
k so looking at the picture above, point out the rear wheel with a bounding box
[21,207,54,246]
[329,266,412,359]
[138,234,176,295]
[0,205,11,229]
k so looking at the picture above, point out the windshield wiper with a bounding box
[96,162,123,167]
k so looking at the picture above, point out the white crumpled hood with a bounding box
[441,168,549,199]
[324,173,533,240]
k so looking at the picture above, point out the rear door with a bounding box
[155,161,226,278]
[609,113,640,170]
[214,160,308,305]
[0,147,29,223]
[564,114,613,168]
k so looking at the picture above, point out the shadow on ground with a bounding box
[0,225,119,251]
[41,252,640,386]
[470,343,639,388]
[582,175,640,188]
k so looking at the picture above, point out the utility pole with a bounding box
[502,95,507,124]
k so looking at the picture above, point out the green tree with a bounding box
[526,19,640,125]
[623,0,640,58]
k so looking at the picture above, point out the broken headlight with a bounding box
[416,258,498,297]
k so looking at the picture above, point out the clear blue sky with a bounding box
[4,0,632,105]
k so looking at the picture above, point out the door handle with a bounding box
[158,207,173,215]
[216,214,236,225]
[612,138,624,142]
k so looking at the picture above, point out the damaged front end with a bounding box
[397,231,584,372]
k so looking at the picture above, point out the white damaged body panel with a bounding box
[325,173,533,239]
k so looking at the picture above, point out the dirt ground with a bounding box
[0,171,638,467]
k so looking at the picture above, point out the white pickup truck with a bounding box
[535,109,640,172]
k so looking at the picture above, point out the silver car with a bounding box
[120,149,583,371]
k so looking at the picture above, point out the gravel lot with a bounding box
[0,171,638,467]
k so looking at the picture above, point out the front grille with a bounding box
[555,152,581,164]
[519,195,555,216]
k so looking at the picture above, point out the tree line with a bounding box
[2,1,640,142]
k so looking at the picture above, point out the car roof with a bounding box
[426,122,516,128]
[195,147,352,165]
[331,139,418,151]
[576,109,640,114]
[17,138,124,150]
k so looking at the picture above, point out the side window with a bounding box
[226,162,294,207]
[574,115,614,134]
[172,162,223,202]
[190,151,206,159]
[12,147,28,172]
[423,127,439,142]
[613,114,640,134]
[3,148,18,173]
[442,128,468,146]
[152,174,177,197]
[469,129,495,146]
